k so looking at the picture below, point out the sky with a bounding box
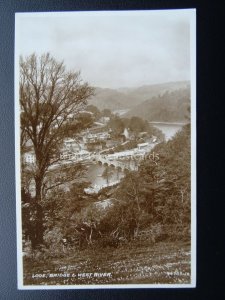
[16,10,194,89]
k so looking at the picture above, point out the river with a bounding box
[85,162,124,187]
[28,123,186,196]
[150,122,185,141]
[86,122,185,187]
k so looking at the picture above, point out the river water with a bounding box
[150,122,184,141]
[86,123,184,187]
[85,162,124,188]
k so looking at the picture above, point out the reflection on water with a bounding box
[82,123,184,187]
[85,163,124,187]
[152,123,184,141]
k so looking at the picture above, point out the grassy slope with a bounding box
[23,240,191,285]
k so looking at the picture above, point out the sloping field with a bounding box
[24,241,191,286]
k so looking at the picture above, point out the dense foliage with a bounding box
[95,124,191,244]
[108,115,164,140]
[22,124,191,255]
[20,53,94,247]
[89,81,189,111]
[126,88,190,122]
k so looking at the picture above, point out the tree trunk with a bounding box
[31,177,44,249]
[135,195,141,212]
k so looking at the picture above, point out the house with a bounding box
[23,151,36,164]
[99,116,110,124]
[60,149,90,161]
[120,128,130,142]
[64,138,80,151]
[137,143,149,151]
[79,110,94,116]
[83,132,110,144]
[60,151,74,160]
[83,133,98,143]
[151,135,157,143]
[97,132,110,140]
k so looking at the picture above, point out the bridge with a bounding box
[50,149,146,172]
[92,154,138,171]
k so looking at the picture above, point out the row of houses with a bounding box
[83,132,110,144]
[106,143,151,161]
[23,142,152,165]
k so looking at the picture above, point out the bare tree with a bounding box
[20,53,94,247]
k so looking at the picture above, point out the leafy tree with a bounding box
[108,115,125,137]
[128,116,148,134]
[143,124,191,236]
[42,181,98,248]
[86,104,101,119]
[98,199,139,241]
[100,124,191,242]
[20,53,94,247]
[101,108,112,117]
[74,112,94,130]
[121,117,130,128]
[126,88,190,122]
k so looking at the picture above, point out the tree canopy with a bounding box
[98,124,191,241]
[20,53,94,247]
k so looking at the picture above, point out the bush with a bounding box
[44,227,63,246]
[97,235,119,248]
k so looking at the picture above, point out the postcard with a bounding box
[15,9,196,289]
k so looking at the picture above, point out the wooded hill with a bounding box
[125,87,190,122]
[89,81,189,112]
[98,123,191,242]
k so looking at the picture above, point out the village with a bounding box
[23,109,160,196]
[13,7,195,287]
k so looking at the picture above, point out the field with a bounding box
[23,240,191,286]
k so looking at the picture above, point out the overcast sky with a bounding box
[16,10,194,89]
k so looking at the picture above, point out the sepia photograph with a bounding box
[15,9,196,289]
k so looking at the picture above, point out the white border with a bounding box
[15,9,196,289]
[15,13,23,289]
[190,8,197,288]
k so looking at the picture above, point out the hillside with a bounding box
[125,87,190,122]
[88,87,131,110]
[89,81,190,111]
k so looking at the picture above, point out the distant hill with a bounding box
[125,87,190,122]
[89,81,190,111]
[88,87,129,110]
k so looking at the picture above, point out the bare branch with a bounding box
[20,53,94,201]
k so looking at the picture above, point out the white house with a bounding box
[64,138,80,151]
[99,116,110,124]
[137,143,149,151]
[23,151,36,164]
[122,128,130,140]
